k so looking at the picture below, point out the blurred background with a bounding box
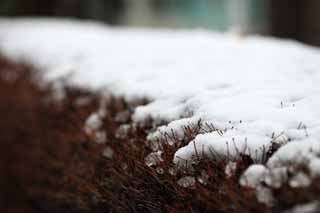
[0,0,320,46]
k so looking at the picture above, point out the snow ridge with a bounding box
[1,18,320,168]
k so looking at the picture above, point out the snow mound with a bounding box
[1,18,320,165]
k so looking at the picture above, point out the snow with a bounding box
[144,150,163,167]
[289,172,311,188]
[115,124,131,139]
[264,167,288,188]
[286,202,319,213]
[309,158,320,177]
[225,161,237,177]
[102,146,114,159]
[267,138,320,172]
[239,164,268,188]
[177,176,196,188]
[84,113,103,134]
[239,164,274,206]
[255,186,274,207]
[1,18,320,174]
[84,112,107,144]
[174,131,270,164]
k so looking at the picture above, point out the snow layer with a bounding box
[287,201,319,213]
[1,18,320,165]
